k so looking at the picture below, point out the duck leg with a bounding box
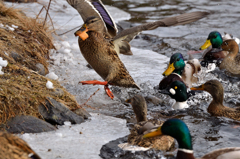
[80,80,114,99]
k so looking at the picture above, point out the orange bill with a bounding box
[75,26,89,41]
[190,84,204,90]
[143,127,162,138]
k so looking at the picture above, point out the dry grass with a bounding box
[0,2,79,125]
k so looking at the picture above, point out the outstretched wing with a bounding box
[113,11,209,41]
[67,0,117,37]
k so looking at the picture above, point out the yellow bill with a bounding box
[143,127,162,138]
[190,84,204,90]
[200,39,211,50]
[163,63,175,76]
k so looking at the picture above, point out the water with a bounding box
[5,0,240,158]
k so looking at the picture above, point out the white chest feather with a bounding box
[172,101,189,110]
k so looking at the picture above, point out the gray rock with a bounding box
[4,115,56,133]
[35,63,48,75]
[74,108,91,119]
[38,97,84,125]
[11,51,23,62]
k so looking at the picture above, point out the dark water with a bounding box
[100,0,240,158]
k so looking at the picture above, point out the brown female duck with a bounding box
[191,80,240,121]
[67,0,208,99]
[120,95,174,151]
[0,132,40,159]
[219,39,240,76]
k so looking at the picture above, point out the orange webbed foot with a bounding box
[79,80,108,86]
[104,85,114,99]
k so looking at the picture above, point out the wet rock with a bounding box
[74,108,91,119]
[99,136,166,159]
[4,115,56,133]
[35,63,49,75]
[11,51,23,62]
[38,97,84,125]
[50,88,65,97]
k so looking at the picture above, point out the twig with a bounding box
[43,0,52,27]
[36,6,44,20]
[57,25,81,36]
[78,88,100,110]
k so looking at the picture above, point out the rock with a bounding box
[73,108,91,119]
[35,63,49,75]
[38,97,84,125]
[145,95,163,105]
[4,115,56,133]
[99,136,168,159]
[11,51,23,62]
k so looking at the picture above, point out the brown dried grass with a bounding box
[0,2,79,125]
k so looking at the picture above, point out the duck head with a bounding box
[143,118,193,150]
[163,53,185,76]
[159,80,195,102]
[221,39,239,53]
[75,16,105,41]
[191,80,223,104]
[200,31,223,50]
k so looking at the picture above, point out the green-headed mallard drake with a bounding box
[159,80,195,109]
[66,0,208,99]
[159,53,201,90]
[191,80,240,121]
[0,131,41,159]
[199,31,239,67]
[219,39,240,76]
[143,118,240,159]
[118,95,174,151]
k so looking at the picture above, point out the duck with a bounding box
[118,95,174,151]
[143,118,240,159]
[191,80,240,121]
[219,39,240,76]
[199,31,239,67]
[0,131,41,159]
[66,0,208,99]
[159,53,201,90]
[159,80,196,109]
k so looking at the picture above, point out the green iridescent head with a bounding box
[163,53,185,76]
[144,119,193,150]
[159,80,193,102]
[200,31,223,50]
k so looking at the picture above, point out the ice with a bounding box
[46,81,54,89]
[19,113,130,159]
[46,72,58,80]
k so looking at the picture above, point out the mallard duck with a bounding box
[66,0,208,99]
[143,118,240,159]
[0,131,41,159]
[219,39,240,76]
[159,80,195,109]
[159,53,201,89]
[119,95,174,151]
[191,80,240,121]
[199,31,239,67]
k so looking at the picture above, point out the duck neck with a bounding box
[177,149,195,159]
[228,44,239,58]
[173,69,183,75]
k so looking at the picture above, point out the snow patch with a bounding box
[46,81,54,89]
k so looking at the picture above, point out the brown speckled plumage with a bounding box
[192,80,240,121]
[0,132,40,159]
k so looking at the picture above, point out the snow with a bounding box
[46,80,54,89]
[20,113,129,159]
[46,72,58,80]
[0,57,8,75]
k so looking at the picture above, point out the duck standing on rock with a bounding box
[191,80,240,121]
[118,95,174,151]
[159,80,196,109]
[0,131,41,159]
[159,53,201,90]
[67,0,209,99]
[144,118,240,159]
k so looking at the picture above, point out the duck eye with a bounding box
[175,86,178,89]
[177,58,180,61]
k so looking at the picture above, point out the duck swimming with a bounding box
[0,131,41,159]
[144,118,240,159]
[119,95,174,151]
[67,0,208,99]
[159,80,195,109]
[191,80,240,121]
[159,53,201,89]
[199,31,239,67]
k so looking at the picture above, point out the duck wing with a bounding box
[67,0,117,37]
[113,11,209,42]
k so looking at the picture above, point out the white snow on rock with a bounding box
[0,57,8,75]
[46,81,54,89]
[19,113,130,159]
[46,72,58,80]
